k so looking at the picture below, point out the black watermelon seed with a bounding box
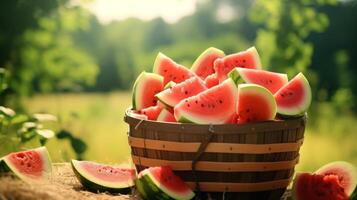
[201,104,205,107]
[185,91,188,95]
[164,70,167,72]
[219,100,223,104]
[281,94,285,97]
[242,59,246,63]
[195,100,198,104]
[187,104,190,107]
[185,99,188,102]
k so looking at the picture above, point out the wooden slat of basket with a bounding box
[185,179,291,192]
[128,136,304,154]
[132,155,299,172]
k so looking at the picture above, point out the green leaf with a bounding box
[20,130,37,143]
[56,129,72,139]
[70,137,87,155]
[10,114,29,125]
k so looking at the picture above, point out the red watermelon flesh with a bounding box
[156,76,207,108]
[237,84,277,124]
[229,68,288,94]
[139,105,162,120]
[274,73,311,116]
[315,161,357,196]
[174,79,237,124]
[132,72,163,111]
[191,47,225,79]
[204,73,220,88]
[153,52,194,85]
[157,109,176,122]
[1,147,52,182]
[214,46,262,82]
[293,173,348,200]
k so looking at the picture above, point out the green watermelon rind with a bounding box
[164,81,176,90]
[274,73,312,116]
[175,79,237,124]
[1,147,52,183]
[315,161,357,196]
[227,68,244,86]
[136,168,195,200]
[132,72,163,110]
[238,83,277,121]
[71,160,135,194]
[191,47,225,75]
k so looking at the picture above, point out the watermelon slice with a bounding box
[132,72,163,111]
[292,173,349,200]
[156,76,207,108]
[136,166,195,200]
[0,147,52,183]
[153,52,194,85]
[174,78,237,124]
[237,84,277,124]
[315,161,357,196]
[139,105,162,121]
[274,73,312,116]
[127,110,148,120]
[214,46,262,82]
[71,160,136,193]
[157,109,176,123]
[229,68,288,94]
[191,47,225,79]
[204,73,220,88]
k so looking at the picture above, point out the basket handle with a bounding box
[192,124,215,198]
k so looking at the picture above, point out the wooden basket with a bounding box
[125,109,306,200]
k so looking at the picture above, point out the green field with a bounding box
[24,92,357,172]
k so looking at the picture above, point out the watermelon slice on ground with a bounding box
[214,46,262,82]
[132,72,163,111]
[237,84,277,124]
[174,78,237,124]
[139,105,162,121]
[153,52,194,85]
[292,172,349,200]
[157,109,176,123]
[0,147,52,183]
[204,73,220,88]
[274,73,312,116]
[191,47,225,79]
[156,76,207,108]
[315,161,357,196]
[136,166,195,200]
[71,160,136,193]
[229,68,288,94]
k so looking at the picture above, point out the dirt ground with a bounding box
[0,163,137,200]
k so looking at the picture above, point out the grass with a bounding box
[23,92,357,172]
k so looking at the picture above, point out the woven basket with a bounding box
[125,109,306,200]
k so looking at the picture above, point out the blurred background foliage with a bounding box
[0,0,356,170]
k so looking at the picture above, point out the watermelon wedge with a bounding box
[229,68,288,94]
[237,84,277,124]
[274,73,312,116]
[136,166,195,200]
[153,52,194,85]
[132,72,163,111]
[127,110,148,120]
[191,47,225,79]
[0,147,52,183]
[204,73,220,88]
[157,109,176,123]
[139,105,162,121]
[174,78,237,124]
[71,160,136,193]
[156,76,207,108]
[214,46,262,82]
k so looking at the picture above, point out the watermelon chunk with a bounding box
[174,79,237,124]
[315,161,357,196]
[127,110,148,120]
[274,73,312,116]
[156,76,207,108]
[191,47,225,79]
[214,46,262,82]
[0,147,52,183]
[153,52,194,85]
[71,160,136,193]
[204,73,220,88]
[157,109,176,123]
[136,166,195,200]
[229,68,288,94]
[139,105,162,121]
[132,72,163,111]
[292,173,349,200]
[237,84,277,124]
